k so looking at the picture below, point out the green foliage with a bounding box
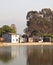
[0,28,4,37]
[42,34,53,38]
[0,25,16,37]
[2,25,16,33]
[42,34,53,42]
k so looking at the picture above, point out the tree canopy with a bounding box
[0,25,16,37]
[25,8,53,36]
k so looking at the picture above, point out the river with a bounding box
[0,45,53,65]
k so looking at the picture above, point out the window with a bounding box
[13,39,14,41]
[16,39,18,41]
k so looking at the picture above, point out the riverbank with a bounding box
[0,42,53,47]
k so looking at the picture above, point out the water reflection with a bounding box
[27,45,53,65]
[27,46,42,65]
[0,46,27,65]
[0,46,12,62]
[0,45,53,65]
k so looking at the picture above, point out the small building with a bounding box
[2,33,20,43]
[28,37,33,42]
[22,34,28,42]
[19,35,25,43]
[43,37,51,42]
[33,36,43,42]
[28,36,43,42]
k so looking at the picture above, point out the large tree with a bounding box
[25,8,53,36]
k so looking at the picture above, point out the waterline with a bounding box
[0,42,53,47]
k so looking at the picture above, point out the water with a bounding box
[0,45,53,65]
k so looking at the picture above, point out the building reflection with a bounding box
[0,45,53,65]
[0,46,20,62]
[0,46,27,63]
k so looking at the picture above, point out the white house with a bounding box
[2,33,20,43]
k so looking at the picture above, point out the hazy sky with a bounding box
[0,0,53,34]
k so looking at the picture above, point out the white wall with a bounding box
[2,34,20,43]
[11,34,20,43]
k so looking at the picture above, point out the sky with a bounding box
[0,0,53,34]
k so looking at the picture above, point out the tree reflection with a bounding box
[0,47,13,63]
[27,46,53,65]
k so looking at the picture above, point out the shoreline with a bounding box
[0,42,53,47]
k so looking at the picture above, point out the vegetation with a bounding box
[0,24,16,37]
[11,24,17,33]
[42,34,53,42]
[25,8,53,37]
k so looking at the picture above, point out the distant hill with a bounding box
[24,8,53,36]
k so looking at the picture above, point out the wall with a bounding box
[11,34,20,43]
[2,34,11,42]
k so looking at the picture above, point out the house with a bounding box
[43,37,51,42]
[28,37,33,42]
[31,36,43,42]
[22,34,28,42]
[2,33,20,43]
[20,36,25,43]
[28,36,43,42]
[33,36,41,42]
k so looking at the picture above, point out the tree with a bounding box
[0,25,16,37]
[25,8,53,36]
[0,28,4,37]
[11,24,17,33]
[2,25,16,33]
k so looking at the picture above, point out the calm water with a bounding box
[0,45,53,65]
